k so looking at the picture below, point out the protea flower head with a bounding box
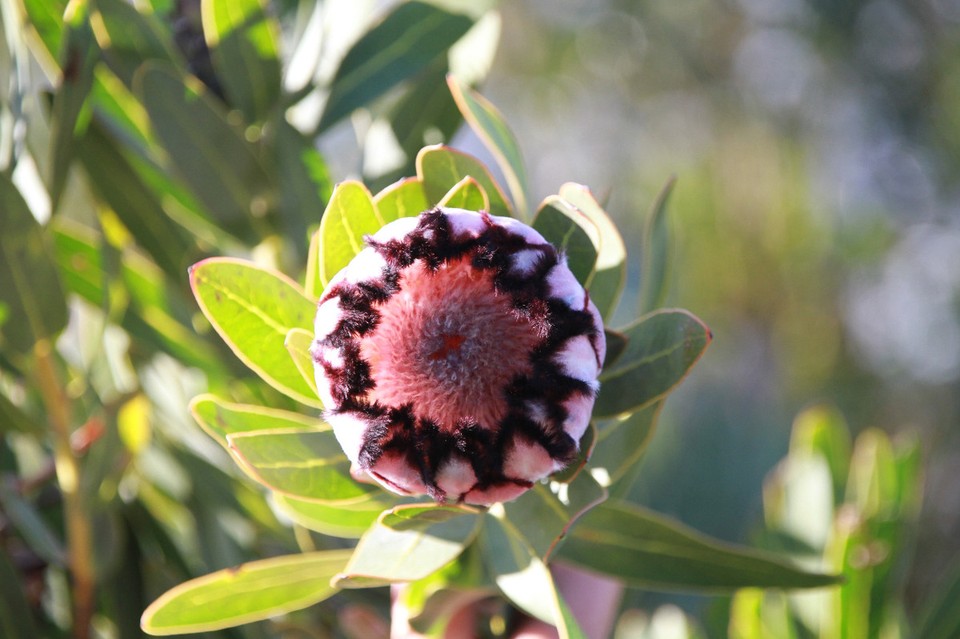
[311,207,605,505]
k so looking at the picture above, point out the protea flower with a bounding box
[311,208,605,505]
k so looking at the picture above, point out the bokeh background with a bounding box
[472,0,960,618]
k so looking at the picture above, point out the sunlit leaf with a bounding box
[594,310,712,418]
[374,177,430,223]
[789,405,852,505]
[639,176,676,313]
[416,145,511,216]
[140,549,351,635]
[560,500,840,590]
[318,2,473,131]
[480,512,586,638]
[91,0,184,86]
[0,175,68,355]
[448,76,529,217]
[189,394,319,449]
[318,181,382,287]
[532,195,599,285]
[285,327,319,401]
[335,504,482,588]
[201,0,281,123]
[227,428,375,503]
[189,258,320,406]
[437,176,488,211]
[558,183,626,318]
[274,492,394,539]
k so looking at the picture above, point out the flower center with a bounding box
[359,257,541,430]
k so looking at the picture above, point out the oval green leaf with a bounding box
[374,177,430,223]
[560,500,840,591]
[318,181,382,287]
[416,145,511,217]
[594,309,712,418]
[284,327,320,401]
[140,549,351,635]
[590,401,663,488]
[189,257,320,406]
[639,176,676,313]
[274,492,394,539]
[334,504,482,588]
[532,195,599,286]
[438,176,489,211]
[189,394,320,449]
[227,428,374,503]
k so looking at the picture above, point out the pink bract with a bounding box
[311,208,605,505]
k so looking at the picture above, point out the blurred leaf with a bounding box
[0,175,68,355]
[558,183,626,318]
[448,76,529,217]
[374,177,429,223]
[0,545,39,639]
[594,310,712,418]
[639,176,676,313]
[135,62,271,242]
[790,405,852,505]
[390,62,463,162]
[284,327,319,401]
[227,428,376,503]
[318,180,382,287]
[318,2,473,132]
[591,400,663,486]
[480,512,586,638]
[274,492,394,539]
[502,472,606,560]
[335,504,481,587]
[0,477,67,566]
[0,390,43,436]
[91,0,184,86]
[403,551,491,636]
[20,0,66,61]
[140,549,351,635]
[189,258,320,406]
[416,144,511,216]
[917,556,960,639]
[201,0,281,123]
[729,589,798,639]
[48,4,98,209]
[532,195,599,285]
[560,500,840,590]
[763,451,834,551]
[77,121,193,278]
[437,175,488,210]
[189,394,318,449]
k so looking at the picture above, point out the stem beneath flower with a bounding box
[34,340,95,639]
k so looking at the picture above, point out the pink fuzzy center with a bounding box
[359,257,541,430]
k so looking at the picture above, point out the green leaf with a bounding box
[335,504,482,588]
[0,175,68,355]
[318,181,382,287]
[602,328,628,370]
[189,394,319,449]
[917,556,960,639]
[201,0,281,123]
[532,195,599,285]
[448,77,530,218]
[91,0,184,87]
[416,145,511,216]
[189,258,320,406]
[502,472,606,560]
[318,2,473,131]
[594,310,712,418]
[590,401,663,486]
[558,183,626,319]
[285,327,319,401]
[305,226,323,299]
[226,428,375,503]
[135,62,272,241]
[639,176,676,313]
[140,549,351,635]
[480,511,586,638]
[0,478,67,567]
[48,4,98,209]
[437,176,489,211]
[0,545,39,639]
[389,61,464,161]
[729,589,798,639]
[373,177,430,223]
[274,492,394,539]
[20,0,66,60]
[560,500,840,590]
[77,121,194,279]
[0,391,43,436]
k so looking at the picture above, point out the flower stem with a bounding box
[34,340,94,639]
